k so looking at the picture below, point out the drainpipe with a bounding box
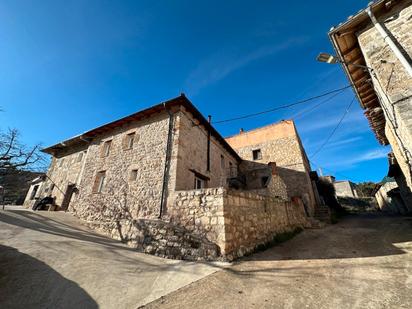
[159,103,174,218]
[366,6,412,78]
[207,115,211,172]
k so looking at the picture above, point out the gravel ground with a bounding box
[144,213,412,309]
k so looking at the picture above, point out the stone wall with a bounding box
[226,120,317,215]
[357,2,412,197]
[71,113,171,219]
[174,109,239,191]
[375,181,408,214]
[168,187,308,260]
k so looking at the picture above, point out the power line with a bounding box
[213,85,352,124]
[309,159,361,183]
[293,87,350,120]
[310,96,356,159]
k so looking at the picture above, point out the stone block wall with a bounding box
[168,187,308,260]
[222,190,307,259]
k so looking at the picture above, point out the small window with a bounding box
[194,177,204,190]
[59,158,65,167]
[124,132,135,150]
[261,176,269,188]
[220,155,225,169]
[252,149,262,160]
[129,169,138,181]
[30,185,39,200]
[101,140,112,157]
[77,152,84,162]
[93,171,106,193]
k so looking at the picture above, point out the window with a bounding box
[93,171,106,193]
[261,176,269,188]
[124,132,135,150]
[252,149,262,160]
[59,158,65,167]
[220,155,225,169]
[30,185,39,200]
[77,152,84,162]
[129,169,138,181]
[194,177,204,189]
[101,140,112,157]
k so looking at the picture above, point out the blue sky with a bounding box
[0,0,390,183]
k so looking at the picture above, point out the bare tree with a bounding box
[0,128,45,172]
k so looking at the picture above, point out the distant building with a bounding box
[329,0,412,211]
[319,175,359,198]
[334,180,359,198]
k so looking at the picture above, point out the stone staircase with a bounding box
[313,204,332,224]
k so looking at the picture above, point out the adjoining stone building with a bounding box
[374,179,408,213]
[225,121,319,216]
[329,0,412,211]
[25,95,316,261]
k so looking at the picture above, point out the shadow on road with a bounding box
[0,244,98,308]
[0,209,133,251]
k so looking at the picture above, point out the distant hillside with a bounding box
[0,168,43,204]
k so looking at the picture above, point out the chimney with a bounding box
[239,128,244,134]
[268,162,277,175]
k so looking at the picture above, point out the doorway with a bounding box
[61,184,76,211]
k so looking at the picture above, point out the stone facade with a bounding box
[334,180,359,198]
[225,120,317,215]
[29,95,314,261]
[330,0,412,210]
[357,2,412,210]
[375,181,408,214]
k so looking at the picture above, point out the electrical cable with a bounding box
[212,85,352,124]
[310,96,356,159]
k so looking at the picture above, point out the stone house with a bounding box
[26,95,315,260]
[334,180,359,198]
[329,0,412,211]
[225,121,318,216]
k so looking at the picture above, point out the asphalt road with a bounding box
[144,213,412,309]
[0,206,224,309]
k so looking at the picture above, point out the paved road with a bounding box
[0,206,224,309]
[145,213,412,309]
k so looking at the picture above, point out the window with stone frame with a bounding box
[129,169,138,182]
[123,132,136,150]
[252,149,262,160]
[77,151,85,163]
[220,155,225,169]
[194,176,205,189]
[101,140,112,157]
[93,171,106,193]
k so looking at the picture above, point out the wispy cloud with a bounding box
[184,37,308,95]
[326,148,388,169]
[298,110,366,134]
